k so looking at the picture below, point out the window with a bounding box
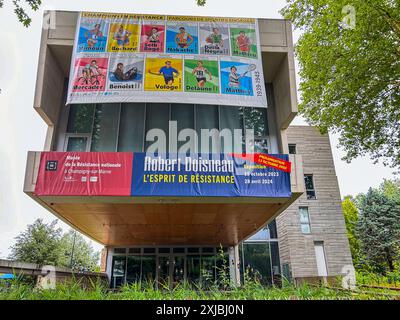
[288,144,296,154]
[91,103,120,151]
[240,243,272,285]
[304,174,317,200]
[67,104,94,134]
[244,107,269,154]
[63,103,271,154]
[118,103,145,152]
[65,136,89,151]
[247,220,278,241]
[299,207,311,234]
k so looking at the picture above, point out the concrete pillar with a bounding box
[229,245,241,286]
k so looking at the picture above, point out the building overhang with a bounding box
[24,151,304,246]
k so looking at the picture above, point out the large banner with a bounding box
[35,152,291,198]
[66,12,267,108]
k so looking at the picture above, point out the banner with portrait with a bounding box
[67,12,267,108]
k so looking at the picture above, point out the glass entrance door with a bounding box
[157,255,186,289]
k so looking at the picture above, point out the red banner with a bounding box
[35,152,133,196]
[230,153,291,173]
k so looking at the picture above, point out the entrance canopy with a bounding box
[24,151,304,246]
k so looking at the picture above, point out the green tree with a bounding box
[59,230,100,272]
[0,0,42,26]
[342,196,361,266]
[9,219,100,270]
[380,179,400,202]
[356,188,400,274]
[9,219,63,265]
[282,0,400,168]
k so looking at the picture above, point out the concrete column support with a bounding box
[229,245,241,287]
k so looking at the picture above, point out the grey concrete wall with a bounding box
[277,126,353,279]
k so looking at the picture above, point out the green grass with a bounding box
[0,277,397,300]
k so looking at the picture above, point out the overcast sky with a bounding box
[0,0,396,258]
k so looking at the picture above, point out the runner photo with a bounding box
[185,59,219,93]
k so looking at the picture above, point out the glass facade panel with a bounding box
[201,255,216,287]
[247,227,270,241]
[157,256,170,288]
[187,255,201,285]
[145,103,170,152]
[91,103,120,151]
[141,256,156,284]
[172,256,185,288]
[118,103,145,152]
[67,104,94,133]
[66,137,87,151]
[252,139,269,153]
[247,220,278,241]
[171,104,195,152]
[126,256,141,284]
[270,242,282,286]
[241,243,272,286]
[196,105,219,154]
[219,105,244,154]
[64,103,271,154]
[111,256,126,288]
[244,107,268,137]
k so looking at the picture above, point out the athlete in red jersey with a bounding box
[236,31,251,53]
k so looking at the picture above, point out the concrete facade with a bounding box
[277,126,353,282]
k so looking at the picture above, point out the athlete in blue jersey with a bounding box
[149,60,179,85]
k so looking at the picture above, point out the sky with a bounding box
[0,0,396,258]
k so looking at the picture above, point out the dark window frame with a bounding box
[304,174,317,200]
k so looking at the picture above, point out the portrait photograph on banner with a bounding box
[71,55,108,92]
[107,54,144,91]
[76,16,109,52]
[230,25,258,59]
[140,20,165,53]
[199,22,230,55]
[107,21,140,52]
[220,59,256,96]
[184,57,219,94]
[166,20,199,54]
[145,56,183,91]
[66,12,267,107]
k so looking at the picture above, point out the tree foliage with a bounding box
[342,196,362,266]
[355,186,400,274]
[282,0,400,168]
[2,1,207,27]
[9,219,99,271]
[59,230,99,272]
[0,0,42,27]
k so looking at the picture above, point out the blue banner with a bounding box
[131,153,291,198]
